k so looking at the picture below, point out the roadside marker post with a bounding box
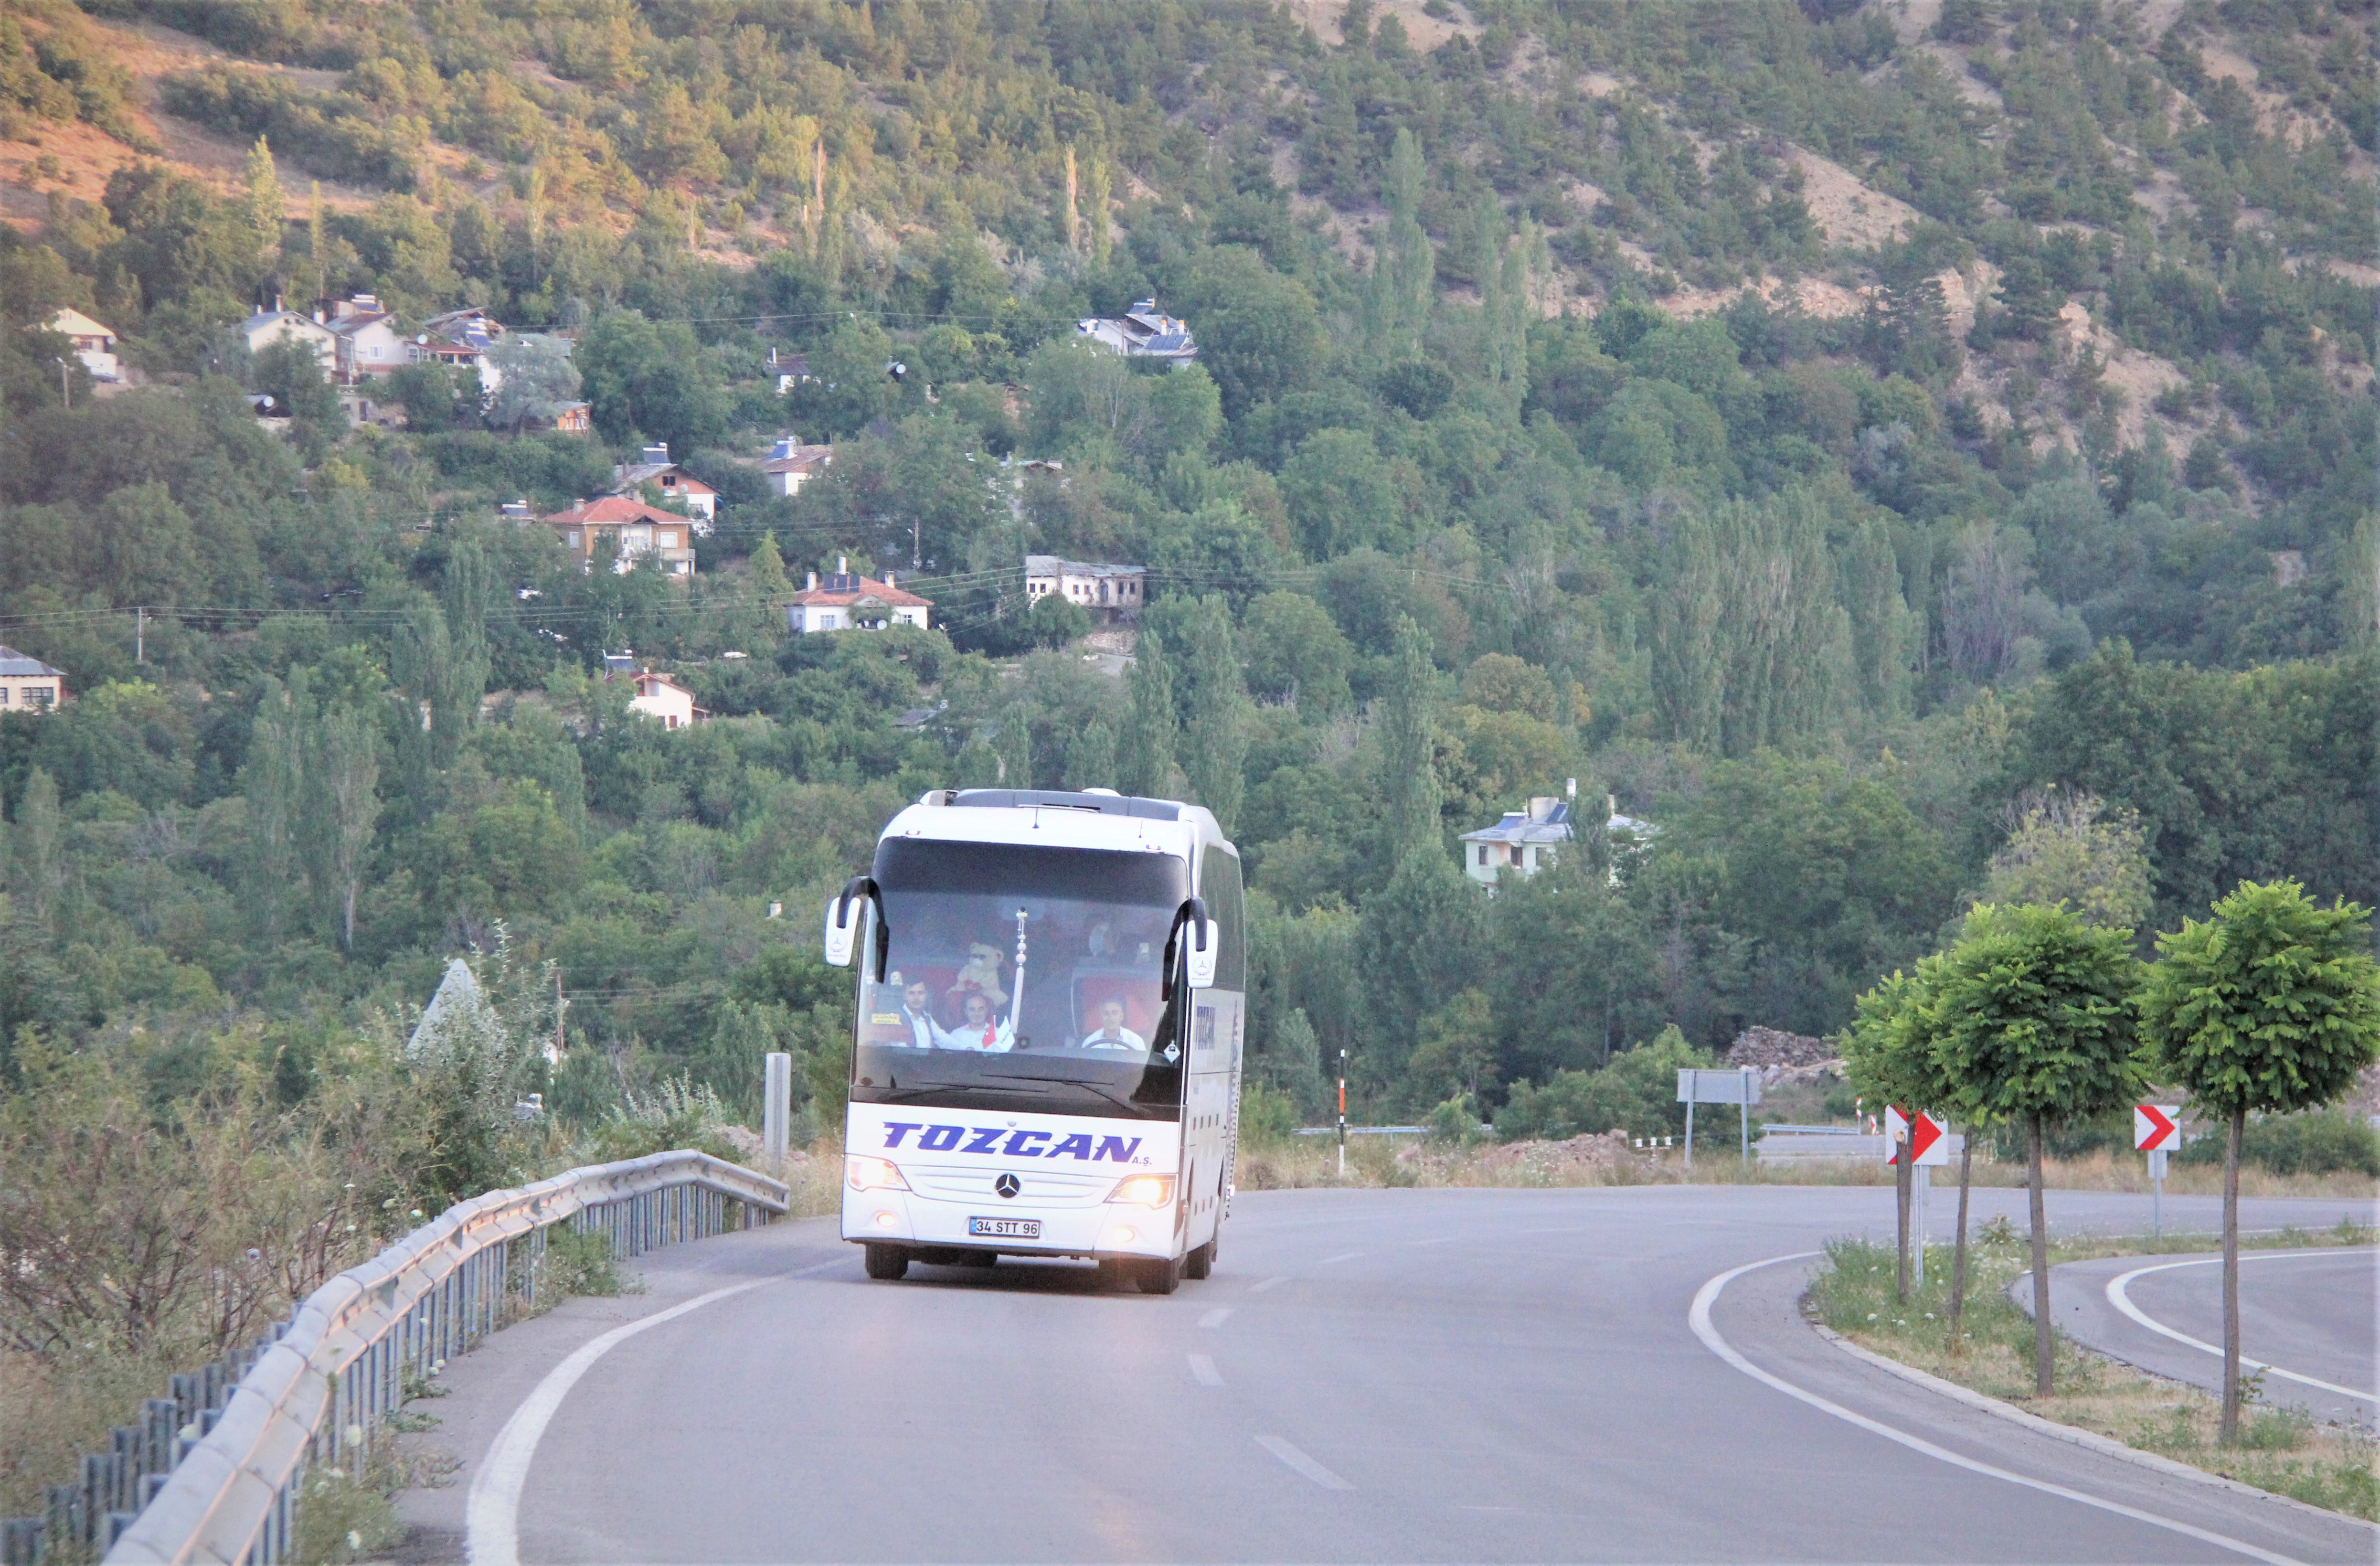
[1678,1068,1762,1172]
[1885,1108,1948,1286]
[2135,1105,2181,1236]
[1337,1049,1348,1180]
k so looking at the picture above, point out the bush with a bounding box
[1238,1082,1300,1151]
[2175,1108,2380,1178]
[1492,1026,1711,1142]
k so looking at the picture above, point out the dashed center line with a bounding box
[1251,1275,1288,1292]
[1319,1251,1361,1265]
[1188,1353,1223,1386]
[1200,1307,1234,1328]
[1255,1434,1353,1491]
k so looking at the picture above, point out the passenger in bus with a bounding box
[895,978,945,1049]
[951,991,1014,1052]
[1080,997,1146,1052]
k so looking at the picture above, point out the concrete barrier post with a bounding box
[763,1051,793,1167]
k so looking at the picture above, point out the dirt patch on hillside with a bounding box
[1791,145,1923,252]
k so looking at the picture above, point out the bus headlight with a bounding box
[1104,1174,1174,1208]
[847,1155,911,1193]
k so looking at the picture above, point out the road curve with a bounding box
[2039,1248,2377,1429]
[396,1183,2378,1564]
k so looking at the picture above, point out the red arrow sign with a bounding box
[2134,1105,2180,1152]
[1885,1107,1946,1165]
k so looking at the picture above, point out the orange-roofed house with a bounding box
[788,558,930,633]
[539,496,697,576]
[626,670,707,729]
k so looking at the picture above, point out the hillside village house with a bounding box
[625,669,706,729]
[547,400,592,433]
[1460,785,1657,888]
[1075,299,1197,362]
[413,308,505,389]
[329,295,404,382]
[47,308,121,383]
[0,647,66,711]
[241,303,338,374]
[759,435,833,496]
[787,559,930,633]
[1024,555,1145,623]
[538,496,697,576]
[611,443,717,528]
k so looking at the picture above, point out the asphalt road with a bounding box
[397,1183,2379,1564]
[2040,1247,2378,1429]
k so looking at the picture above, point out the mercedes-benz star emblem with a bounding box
[994,1172,1020,1199]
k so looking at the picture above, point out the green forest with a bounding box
[0,0,2374,1151]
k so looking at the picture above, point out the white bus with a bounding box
[823,787,1246,1294]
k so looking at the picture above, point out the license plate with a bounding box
[967,1217,1041,1238]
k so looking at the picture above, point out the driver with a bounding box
[950,991,1015,1053]
[1081,997,1146,1052]
[894,979,945,1049]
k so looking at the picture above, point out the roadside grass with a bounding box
[1805,1226,2380,1521]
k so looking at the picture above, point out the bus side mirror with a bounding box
[823,895,856,967]
[1186,919,1220,989]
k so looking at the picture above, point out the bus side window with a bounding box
[1203,849,1246,992]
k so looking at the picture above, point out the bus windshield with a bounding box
[849,838,1189,1120]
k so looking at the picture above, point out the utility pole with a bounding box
[913,514,922,570]
[551,969,566,1065]
[1337,1048,1348,1179]
[135,606,145,664]
[55,356,69,411]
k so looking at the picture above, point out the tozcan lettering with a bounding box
[879,1122,1141,1162]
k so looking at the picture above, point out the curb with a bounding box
[1808,1318,2380,1532]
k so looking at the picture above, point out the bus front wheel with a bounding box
[1184,1240,1214,1280]
[863,1244,909,1280]
[1136,1256,1183,1295]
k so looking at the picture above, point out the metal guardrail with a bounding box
[1294,1126,1427,1136]
[0,1151,786,1566]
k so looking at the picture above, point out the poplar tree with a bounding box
[1380,615,1440,856]
[1650,509,1724,751]
[1067,718,1117,792]
[9,768,62,929]
[1180,596,1247,835]
[244,136,284,266]
[1367,129,1434,362]
[312,701,380,953]
[2141,882,2380,1439]
[242,673,308,939]
[443,531,494,724]
[1122,627,1176,798]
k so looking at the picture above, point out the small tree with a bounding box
[1931,904,2144,1395]
[1844,960,1944,1304]
[2139,881,2380,1440]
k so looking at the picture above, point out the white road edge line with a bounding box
[1690,1253,2302,1566]
[2105,1250,2377,1405]
[1200,1307,1234,1328]
[466,1277,776,1566]
[1251,1275,1287,1292]
[1255,1434,1353,1490]
[1189,1353,1224,1386]
[1318,1251,1361,1265]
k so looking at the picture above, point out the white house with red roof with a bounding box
[626,669,707,729]
[329,294,405,382]
[787,558,929,633]
[538,496,697,576]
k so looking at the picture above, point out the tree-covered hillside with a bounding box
[0,0,2373,1128]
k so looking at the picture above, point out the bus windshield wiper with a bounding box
[983,1074,1152,1118]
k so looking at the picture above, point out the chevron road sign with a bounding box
[2134,1104,2181,1152]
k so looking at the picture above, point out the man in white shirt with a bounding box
[951,991,1014,1052]
[895,979,943,1049]
[1081,998,1146,1052]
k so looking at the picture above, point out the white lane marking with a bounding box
[467,1277,775,1566]
[1252,1275,1288,1292]
[1691,1253,2301,1566]
[2105,1250,2377,1405]
[1189,1353,1224,1386]
[1318,1251,1361,1265]
[1255,1434,1353,1490]
[1200,1307,1234,1329]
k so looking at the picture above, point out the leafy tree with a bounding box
[1492,1026,1709,1141]
[1981,791,2152,931]
[482,333,582,429]
[1023,589,1090,650]
[2139,881,2380,1439]
[576,311,728,453]
[1120,626,1176,799]
[1177,596,1248,835]
[1379,615,1441,857]
[1930,904,2143,1395]
[1241,591,1352,716]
